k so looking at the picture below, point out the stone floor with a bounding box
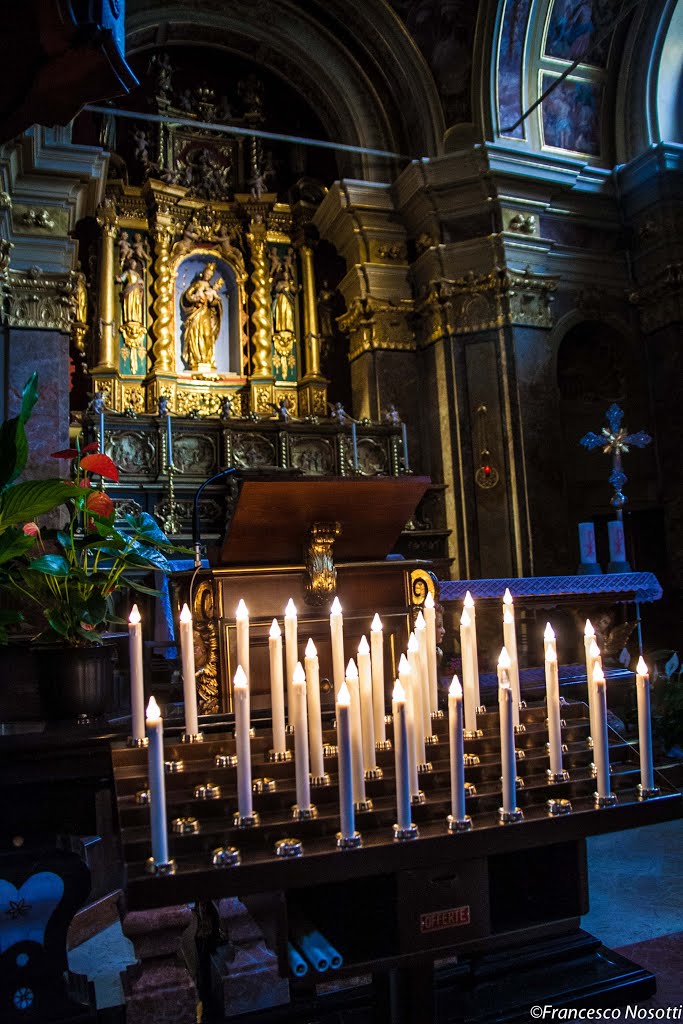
[67,819,683,1013]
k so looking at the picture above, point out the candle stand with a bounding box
[110,695,680,1023]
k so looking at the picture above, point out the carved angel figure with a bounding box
[180,262,223,370]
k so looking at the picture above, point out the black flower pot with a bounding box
[34,643,116,722]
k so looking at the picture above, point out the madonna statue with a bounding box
[180,262,224,370]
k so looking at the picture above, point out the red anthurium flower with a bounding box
[22,522,41,536]
[86,491,115,518]
[81,442,100,453]
[51,448,80,460]
[80,453,119,483]
[80,621,96,632]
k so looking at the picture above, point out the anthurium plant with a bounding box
[0,374,186,646]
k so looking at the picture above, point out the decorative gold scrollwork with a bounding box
[304,521,341,605]
[409,567,437,608]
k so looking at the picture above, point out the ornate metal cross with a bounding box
[580,403,652,518]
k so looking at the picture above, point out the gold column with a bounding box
[151,223,175,375]
[247,219,273,378]
[94,201,118,371]
[299,243,322,379]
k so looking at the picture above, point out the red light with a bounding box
[484,465,491,476]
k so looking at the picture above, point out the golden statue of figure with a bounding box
[180,262,224,370]
[118,257,145,326]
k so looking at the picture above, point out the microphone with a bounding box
[192,466,238,568]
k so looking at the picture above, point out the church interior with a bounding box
[0,1,681,1021]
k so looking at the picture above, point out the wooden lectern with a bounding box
[174,476,434,714]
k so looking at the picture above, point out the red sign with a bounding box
[420,905,471,933]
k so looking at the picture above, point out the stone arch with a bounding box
[125,0,445,180]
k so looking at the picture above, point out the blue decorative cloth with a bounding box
[438,572,662,604]
[154,559,209,657]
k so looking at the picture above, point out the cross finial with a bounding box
[579,403,651,512]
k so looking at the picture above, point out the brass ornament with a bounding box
[304,521,341,605]
[247,219,273,377]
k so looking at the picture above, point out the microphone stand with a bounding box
[192,466,238,568]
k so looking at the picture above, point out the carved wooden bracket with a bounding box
[304,521,341,605]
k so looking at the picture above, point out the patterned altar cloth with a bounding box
[438,572,662,604]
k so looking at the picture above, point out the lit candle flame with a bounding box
[503,587,513,605]
[236,598,248,621]
[358,634,370,655]
[407,632,418,652]
[393,679,406,703]
[589,639,601,661]
[234,665,248,688]
[285,598,297,619]
[498,647,511,670]
[546,647,557,664]
[269,618,281,639]
[584,618,595,638]
[460,607,471,628]
[415,610,426,630]
[305,637,317,658]
[129,604,141,625]
[636,656,648,677]
[337,680,351,706]
[464,591,475,609]
[449,675,462,698]
[371,613,382,632]
[544,622,555,642]
[331,596,342,616]
[146,695,161,720]
[593,663,606,685]
[180,603,192,623]
[345,657,358,680]
[398,652,410,674]
[425,592,435,609]
[292,661,305,685]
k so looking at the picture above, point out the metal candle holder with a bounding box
[393,822,419,841]
[417,762,433,774]
[547,799,572,816]
[194,783,221,800]
[212,846,241,867]
[267,749,292,763]
[364,767,383,781]
[172,816,200,834]
[410,791,426,806]
[336,831,362,849]
[547,769,570,783]
[447,814,473,833]
[145,858,176,875]
[233,812,261,828]
[275,838,303,858]
[182,732,204,744]
[292,804,318,821]
[164,759,184,773]
[253,778,277,794]
[637,784,661,800]
[375,739,392,752]
[354,799,374,813]
[594,793,618,808]
[127,736,149,749]
[215,753,238,768]
[498,808,524,824]
[310,773,331,787]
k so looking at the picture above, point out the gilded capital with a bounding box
[96,197,118,237]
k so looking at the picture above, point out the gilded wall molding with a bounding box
[415,267,558,344]
[5,266,80,331]
[337,295,415,361]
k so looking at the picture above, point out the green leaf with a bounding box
[0,527,35,565]
[0,417,28,492]
[26,553,70,576]
[0,480,76,530]
[126,512,169,546]
[125,540,172,573]
[120,575,164,597]
[20,373,39,425]
[0,608,23,643]
[82,594,108,625]
[47,612,69,636]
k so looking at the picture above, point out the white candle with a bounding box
[268,619,287,754]
[398,652,419,797]
[464,592,481,710]
[166,412,173,470]
[424,593,438,715]
[370,613,386,743]
[285,598,298,720]
[415,611,433,724]
[345,659,366,804]
[234,665,253,818]
[351,421,358,471]
[592,664,611,800]
[460,607,477,732]
[336,681,355,838]
[587,634,602,744]
[392,680,412,830]
[236,599,250,685]
[146,696,169,865]
[401,422,410,472]
[305,638,325,779]
[357,636,377,770]
[179,603,199,737]
[499,678,517,815]
[407,633,427,764]
[635,656,656,793]
[330,596,345,698]
[292,662,312,811]
[448,676,466,821]
[502,597,521,727]
[544,645,564,777]
[128,604,145,742]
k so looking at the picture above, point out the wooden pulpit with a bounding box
[173,476,434,715]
